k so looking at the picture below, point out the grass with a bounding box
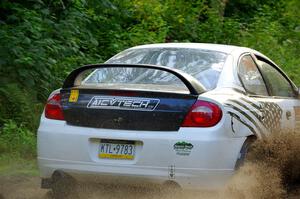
[0,154,38,177]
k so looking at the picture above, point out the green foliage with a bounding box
[0,0,299,157]
[0,120,36,158]
[0,0,103,98]
[0,84,42,131]
[124,0,168,44]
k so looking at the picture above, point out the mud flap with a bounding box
[41,178,52,189]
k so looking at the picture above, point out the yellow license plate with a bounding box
[98,140,135,160]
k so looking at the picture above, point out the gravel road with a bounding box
[0,175,299,199]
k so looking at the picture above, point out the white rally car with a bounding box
[38,43,300,197]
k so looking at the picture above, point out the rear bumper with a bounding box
[38,158,234,189]
[37,116,246,190]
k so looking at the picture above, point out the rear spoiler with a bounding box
[62,64,206,95]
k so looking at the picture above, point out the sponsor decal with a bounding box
[260,102,282,133]
[225,98,283,138]
[69,89,79,102]
[173,141,193,156]
[87,96,160,111]
[295,107,300,131]
[228,99,263,121]
[225,103,264,138]
[232,88,246,95]
[168,165,175,179]
[240,97,262,111]
[228,111,256,135]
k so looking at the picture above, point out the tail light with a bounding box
[45,92,64,120]
[181,100,222,127]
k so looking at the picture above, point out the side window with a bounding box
[238,55,268,96]
[257,59,295,97]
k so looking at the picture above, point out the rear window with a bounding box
[82,67,189,94]
[106,48,228,90]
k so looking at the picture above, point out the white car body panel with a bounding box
[38,43,300,190]
[38,110,245,189]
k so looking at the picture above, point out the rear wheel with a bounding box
[51,171,79,199]
[235,136,256,169]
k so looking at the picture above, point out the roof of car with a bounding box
[129,43,247,54]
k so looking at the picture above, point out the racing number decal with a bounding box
[69,89,79,102]
[295,107,300,131]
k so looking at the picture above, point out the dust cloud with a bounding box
[1,131,300,199]
[228,130,300,199]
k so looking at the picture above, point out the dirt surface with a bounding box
[0,176,48,199]
[0,175,299,199]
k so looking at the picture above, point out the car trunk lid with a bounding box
[60,64,206,131]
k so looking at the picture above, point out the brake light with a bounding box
[45,93,64,120]
[181,100,222,127]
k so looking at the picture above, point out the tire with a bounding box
[235,136,255,170]
[51,171,79,199]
